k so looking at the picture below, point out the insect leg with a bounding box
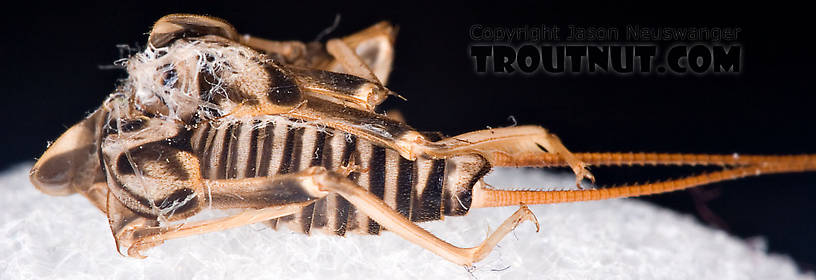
[241,37,311,64]
[148,14,240,48]
[242,21,395,84]
[121,202,311,258]
[326,38,383,84]
[420,125,594,186]
[286,67,392,112]
[325,21,397,84]
[111,169,331,258]
[312,169,539,266]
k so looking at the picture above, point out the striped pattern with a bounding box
[190,116,490,236]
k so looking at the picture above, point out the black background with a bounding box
[3,1,814,271]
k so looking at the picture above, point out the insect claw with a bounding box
[338,153,368,176]
[573,164,595,189]
[518,204,540,232]
[127,237,165,259]
[388,90,407,101]
[127,244,148,259]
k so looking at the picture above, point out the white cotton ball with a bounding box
[0,164,812,280]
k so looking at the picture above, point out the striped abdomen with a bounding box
[190,116,490,236]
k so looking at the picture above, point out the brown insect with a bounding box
[29,14,816,266]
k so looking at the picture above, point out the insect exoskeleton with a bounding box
[29,14,816,266]
[97,22,490,230]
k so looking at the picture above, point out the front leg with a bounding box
[120,202,313,258]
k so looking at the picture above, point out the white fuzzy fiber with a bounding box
[1,163,811,279]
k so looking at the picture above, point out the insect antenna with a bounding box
[314,14,342,42]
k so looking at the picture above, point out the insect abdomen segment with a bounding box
[190,116,491,236]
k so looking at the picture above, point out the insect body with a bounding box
[29,14,816,266]
[186,115,488,235]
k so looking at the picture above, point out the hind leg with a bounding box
[325,21,397,84]
[417,125,594,187]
